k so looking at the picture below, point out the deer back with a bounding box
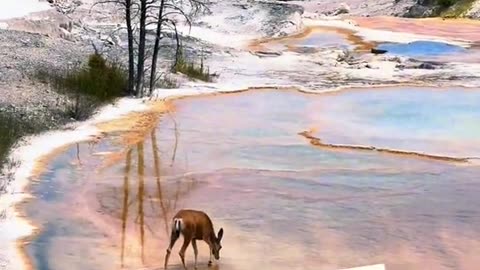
[174,209,215,241]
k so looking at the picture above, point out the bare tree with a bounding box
[136,0,148,97]
[126,0,136,95]
[93,0,207,97]
[148,0,207,95]
[149,0,166,94]
[92,0,137,95]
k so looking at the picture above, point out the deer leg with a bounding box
[179,237,191,270]
[205,239,213,267]
[164,229,180,269]
[192,239,198,269]
[208,247,213,267]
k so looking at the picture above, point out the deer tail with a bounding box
[172,218,182,238]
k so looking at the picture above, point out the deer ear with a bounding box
[217,228,224,242]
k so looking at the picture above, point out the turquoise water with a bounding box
[311,87,480,157]
[377,41,466,58]
[24,88,480,270]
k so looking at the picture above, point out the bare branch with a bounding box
[90,0,126,13]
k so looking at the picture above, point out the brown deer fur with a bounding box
[164,209,224,270]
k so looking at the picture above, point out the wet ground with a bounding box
[250,27,373,53]
[24,88,480,270]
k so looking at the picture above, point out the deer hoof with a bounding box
[208,261,212,267]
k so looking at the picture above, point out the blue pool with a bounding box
[377,41,466,58]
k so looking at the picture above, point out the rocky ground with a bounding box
[0,29,89,125]
[466,0,480,17]
[284,0,417,17]
[286,0,480,18]
[0,1,125,128]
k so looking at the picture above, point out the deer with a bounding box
[164,209,224,270]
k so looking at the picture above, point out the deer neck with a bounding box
[208,231,217,245]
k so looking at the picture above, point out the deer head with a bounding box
[211,228,224,260]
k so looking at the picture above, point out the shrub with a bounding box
[35,53,128,102]
[0,109,45,169]
[437,0,456,8]
[34,53,128,120]
[64,53,128,101]
[64,94,98,121]
[173,47,215,82]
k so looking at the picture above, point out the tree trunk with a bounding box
[173,22,180,70]
[149,0,166,95]
[125,0,135,96]
[136,0,147,98]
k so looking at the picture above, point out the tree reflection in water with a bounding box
[114,126,197,268]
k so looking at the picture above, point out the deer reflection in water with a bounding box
[111,127,198,268]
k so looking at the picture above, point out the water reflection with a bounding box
[137,142,146,264]
[151,129,171,236]
[115,129,198,268]
[26,121,200,270]
[120,148,131,267]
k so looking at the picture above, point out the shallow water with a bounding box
[377,41,466,58]
[25,88,480,270]
[286,31,353,51]
[251,27,371,53]
[308,87,480,158]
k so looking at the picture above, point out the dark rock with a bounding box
[332,3,351,15]
[399,59,443,70]
[253,50,283,57]
[371,48,388,54]
[417,62,436,69]
[233,4,249,10]
[403,0,437,18]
